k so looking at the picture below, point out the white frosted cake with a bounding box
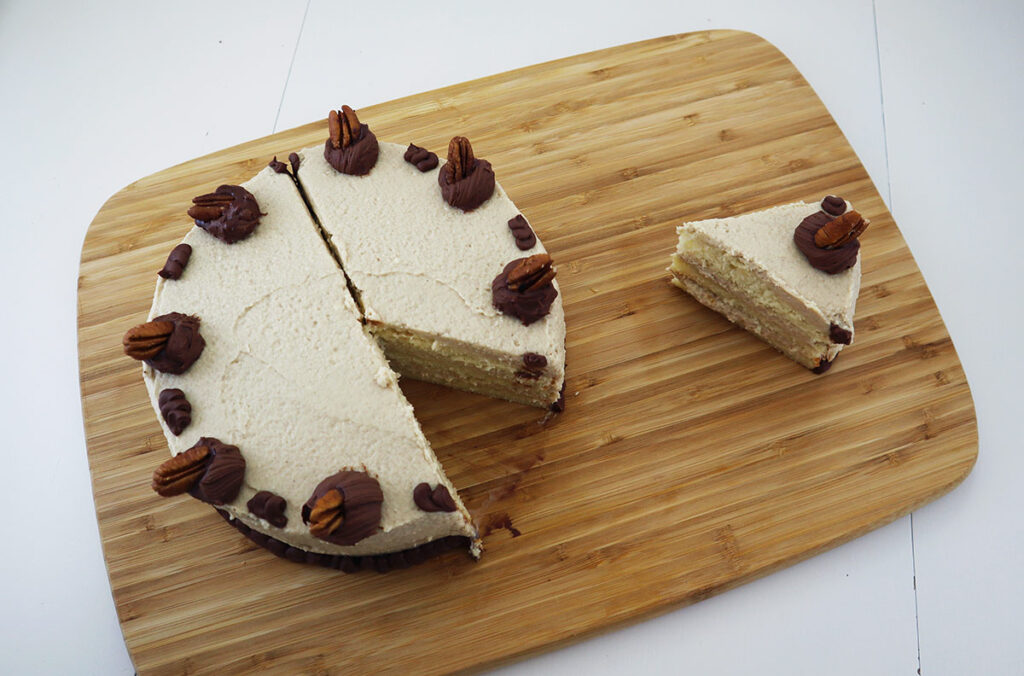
[122,107,566,572]
[669,196,867,372]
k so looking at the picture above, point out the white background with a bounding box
[1,1,1021,674]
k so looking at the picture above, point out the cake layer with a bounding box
[669,254,845,366]
[144,167,478,557]
[296,141,565,407]
[671,263,831,368]
[372,325,558,408]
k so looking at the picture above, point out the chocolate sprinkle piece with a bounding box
[517,352,548,379]
[288,152,301,176]
[811,357,834,374]
[403,144,439,172]
[550,382,566,413]
[247,490,288,528]
[158,243,192,280]
[821,195,847,217]
[268,156,289,174]
[829,323,853,345]
[507,214,537,251]
[522,352,548,371]
[413,483,458,513]
[157,388,192,436]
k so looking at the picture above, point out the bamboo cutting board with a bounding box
[78,31,977,674]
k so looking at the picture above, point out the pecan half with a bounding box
[308,488,345,538]
[152,445,210,497]
[328,105,361,150]
[187,191,235,222]
[506,253,556,291]
[123,320,175,360]
[814,210,869,249]
[445,136,476,182]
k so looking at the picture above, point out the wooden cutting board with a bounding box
[78,30,977,675]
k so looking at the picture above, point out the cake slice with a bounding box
[294,110,566,409]
[139,166,479,566]
[669,196,867,372]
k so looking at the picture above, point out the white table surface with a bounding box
[1,1,1020,674]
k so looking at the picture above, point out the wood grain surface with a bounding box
[77,31,977,675]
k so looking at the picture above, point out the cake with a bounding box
[669,196,867,372]
[295,128,565,408]
[122,107,566,571]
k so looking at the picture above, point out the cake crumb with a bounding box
[374,366,394,388]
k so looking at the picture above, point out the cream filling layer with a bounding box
[372,325,558,408]
[670,261,839,367]
[674,232,852,338]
